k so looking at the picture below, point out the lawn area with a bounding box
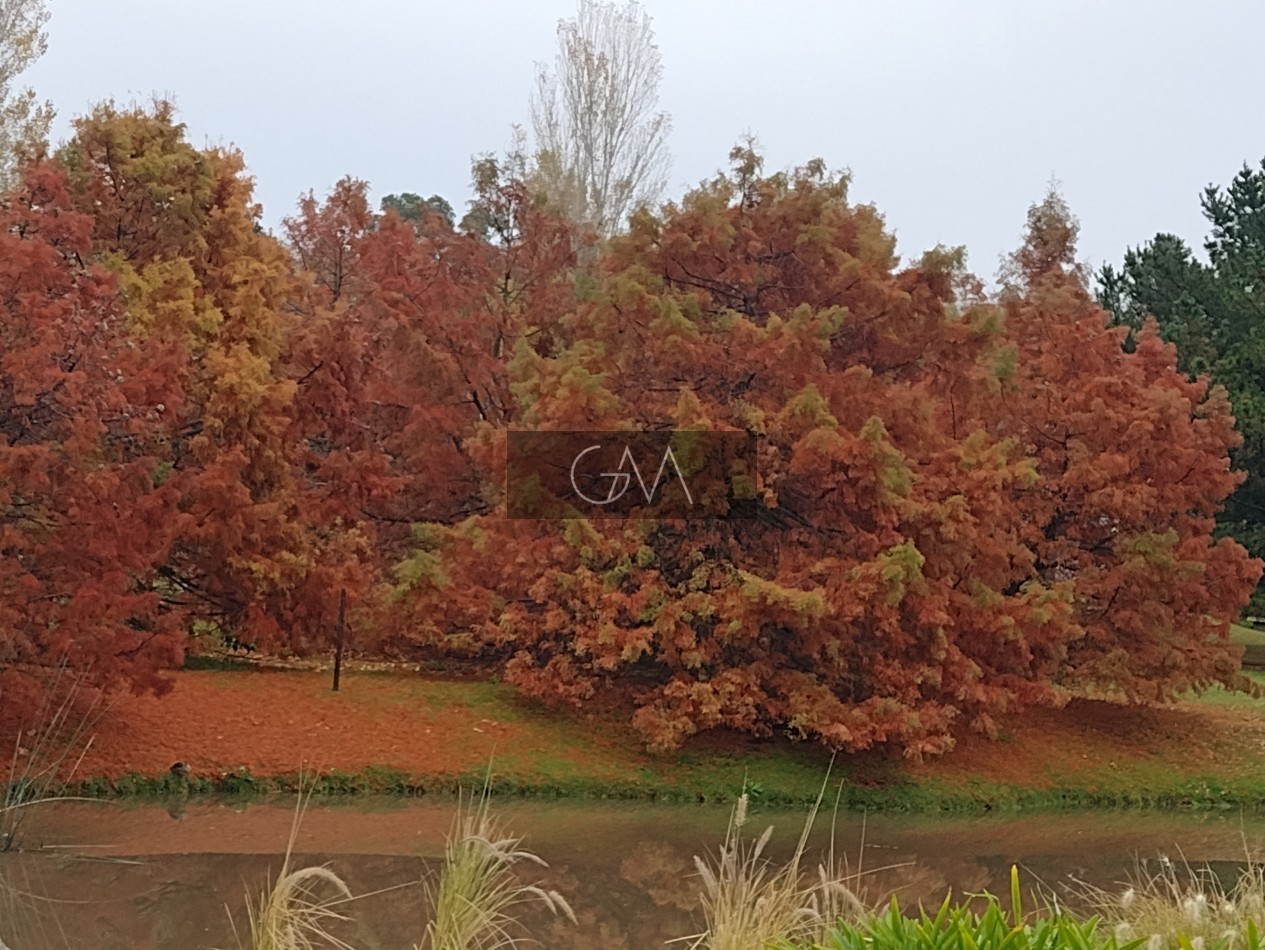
[1187,668,1265,707]
[1232,623,1265,646]
[54,660,1265,813]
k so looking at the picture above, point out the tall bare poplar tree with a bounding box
[0,0,51,188]
[530,0,671,240]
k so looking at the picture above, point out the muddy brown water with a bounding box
[3,798,1265,949]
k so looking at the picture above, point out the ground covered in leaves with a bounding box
[51,663,1265,809]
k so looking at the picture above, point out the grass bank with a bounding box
[32,657,1265,814]
[63,765,1265,814]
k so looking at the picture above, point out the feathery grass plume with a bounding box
[1073,844,1265,950]
[420,779,575,950]
[679,767,876,950]
[226,781,357,950]
[248,864,355,950]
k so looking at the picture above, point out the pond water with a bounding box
[3,797,1265,949]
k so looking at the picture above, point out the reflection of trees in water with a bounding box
[620,840,699,911]
[522,856,698,949]
[5,816,1258,949]
[530,837,1003,947]
[536,902,632,950]
[0,846,992,950]
[611,833,998,922]
[1,851,698,950]
[854,850,994,908]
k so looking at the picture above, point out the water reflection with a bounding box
[2,799,1265,949]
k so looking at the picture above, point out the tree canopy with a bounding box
[1099,158,1265,612]
[0,104,1257,754]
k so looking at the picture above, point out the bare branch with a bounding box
[0,0,52,188]
[529,0,671,239]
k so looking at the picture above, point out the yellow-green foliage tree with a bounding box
[57,102,357,653]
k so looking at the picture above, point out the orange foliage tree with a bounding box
[393,149,1260,755]
[57,102,355,654]
[986,190,1260,700]
[0,162,184,710]
[2,101,1256,755]
[281,166,580,648]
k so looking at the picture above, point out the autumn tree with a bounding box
[11,95,1248,758]
[56,101,349,655]
[397,149,1014,754]
[994,188,1260,699]
[287,177,374,304]
[529,0,671,239]
[1099,159,1265,613]
[391,152,1259,756]
[284,178,492,539]
[283,166,581,650]
[0,0,51,189]
[0,161,184,718]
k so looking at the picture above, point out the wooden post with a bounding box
[332,588,347,692]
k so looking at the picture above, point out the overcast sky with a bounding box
[24,0,1265,281]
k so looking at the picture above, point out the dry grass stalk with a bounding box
[226,784,357,950]
[1074,845,1265,950]
[420,784,575,950]
[680,771,877,950]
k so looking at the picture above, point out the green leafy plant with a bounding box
[799,867,1132,950]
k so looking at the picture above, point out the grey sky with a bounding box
[25,1,1265,281]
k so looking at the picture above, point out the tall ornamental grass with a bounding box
[419,786,574,950]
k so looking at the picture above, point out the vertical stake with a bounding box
[332,587,347,692]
